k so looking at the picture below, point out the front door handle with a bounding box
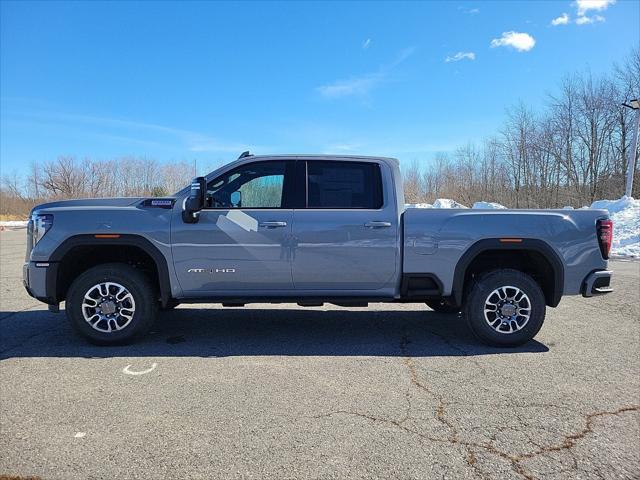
[259,221,288,228]
[364,221,392,228]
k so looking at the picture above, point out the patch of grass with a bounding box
[0,475,43,480]
[0,214,27,221]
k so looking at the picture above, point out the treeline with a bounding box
[1,49,639,217]
[1,157,196,217]
[404,49,640,208]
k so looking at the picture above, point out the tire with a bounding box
[66,263,158,345]
[463,269,545,347]
[426,299,460,314]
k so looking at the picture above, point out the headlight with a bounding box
[32,213,53,246]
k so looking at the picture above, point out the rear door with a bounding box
[291,160,399,291]
[172,160,296,294]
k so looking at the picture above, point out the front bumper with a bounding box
[582,270,613,297]
[23,261,57,304]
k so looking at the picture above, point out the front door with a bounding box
[172,160,296,295]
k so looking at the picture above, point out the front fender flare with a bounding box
[48,234,172,306]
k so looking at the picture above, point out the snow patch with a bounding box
[407,199,504,209]
[0,220,28,228]
[472,201,507,209]
[589,196,639,258]
[405,203,433,209]
[433,198,468,209]
[405,199,469,209]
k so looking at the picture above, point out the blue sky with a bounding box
[1,0,638,176]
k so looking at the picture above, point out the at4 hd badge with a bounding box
[187,268,236,274]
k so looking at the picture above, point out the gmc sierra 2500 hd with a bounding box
[23,153,614,347]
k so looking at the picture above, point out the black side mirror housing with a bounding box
[182,176,206,223]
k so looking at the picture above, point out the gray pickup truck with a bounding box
[23,153,614,347]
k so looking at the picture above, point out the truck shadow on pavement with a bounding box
[0,307,549,359]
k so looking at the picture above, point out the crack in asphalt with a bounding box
[399,335,460,440]
[420,326,485,369]
[313,333,640,480]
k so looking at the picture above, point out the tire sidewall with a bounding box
[66,264,157,345]
[464,269,546,347]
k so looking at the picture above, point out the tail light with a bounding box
[596,219,613,259]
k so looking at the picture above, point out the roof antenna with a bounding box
[238,151,252,160]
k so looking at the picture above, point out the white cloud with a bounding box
[571,0,614,24]
[316,47,415,99]
[317,74,380,99]
[392,47,417,65]
[459,6,479,14]
[551,13,570,25]
[445,51,476,63]
[575,0,615,16]
[323,143,362,154]
[490,31,536,52]
[575,14,605,24]
[362,38,371,50]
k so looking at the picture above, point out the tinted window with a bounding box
[307,161,383,209]
[206,161,286,208]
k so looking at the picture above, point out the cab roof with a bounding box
[245,154,399,163]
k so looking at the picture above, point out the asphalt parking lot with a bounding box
[1,228,639,479]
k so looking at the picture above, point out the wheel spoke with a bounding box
[83,295,98,307]
[115,287,128,301]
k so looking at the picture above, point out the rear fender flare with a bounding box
[452,238,564,307]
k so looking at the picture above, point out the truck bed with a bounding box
[402,208,609,299]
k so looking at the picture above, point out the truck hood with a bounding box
[33,197,145,211]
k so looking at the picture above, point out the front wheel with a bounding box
[463,269,546,347]
[66,263,158,345]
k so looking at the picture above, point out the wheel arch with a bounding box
[48,234,172,307]
[452,239,564,308]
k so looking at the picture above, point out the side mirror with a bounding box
[182,176,206,223]
[230,191,242,208]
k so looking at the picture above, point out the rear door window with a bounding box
[306,161,383,209]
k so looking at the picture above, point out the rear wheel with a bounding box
[66,263,158,345]
[426,299,460,314]
[463,269,545,347]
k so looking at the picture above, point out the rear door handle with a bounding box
[364,221,392,228]
[259,221,288,228]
